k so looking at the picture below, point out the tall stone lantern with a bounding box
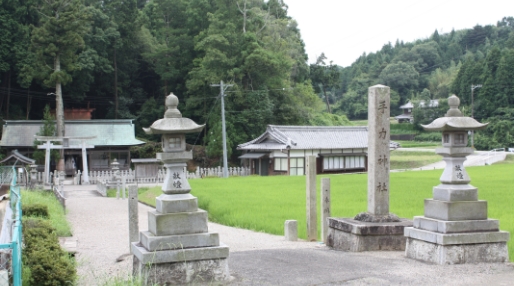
[132,93,230,284]
[404,95,509,264]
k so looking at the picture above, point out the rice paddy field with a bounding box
[139,163,514,261]
[389,150,441,169]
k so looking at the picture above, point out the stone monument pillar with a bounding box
[326,85,412,251]
[132,93,230,284]
[404,94,509,264]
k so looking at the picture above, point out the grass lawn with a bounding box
[139,163,514,261]
[390,150,441,169]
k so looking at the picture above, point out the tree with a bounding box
[0,0,39,119]
[31,0,90,137]
[379,61,419,103]
[309,53,341,113]
[32,105,60,164]
[140,0,195,96]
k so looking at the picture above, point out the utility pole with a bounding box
[470,84,482,149]
[210,81,233,178]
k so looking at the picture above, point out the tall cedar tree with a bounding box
[31,0,90,137]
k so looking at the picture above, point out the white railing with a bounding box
[473,148,507,166]
[35,166,251,186]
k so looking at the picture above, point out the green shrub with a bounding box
[22,218,76,285]
[414,133,442,142]
[22,204,49,218]
[21,190,71,237]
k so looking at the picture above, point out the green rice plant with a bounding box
[390,123,418,135]
[390,150,441,169]
[139,163,514,261]
[395,140,439,148]
[21,190,72,237]
[414,132,442,142]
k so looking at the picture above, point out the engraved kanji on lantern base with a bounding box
[404,95,509,264]
[132,93,230,285]
[327,85,412,252]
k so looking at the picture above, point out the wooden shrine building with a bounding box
[0,120,144,174]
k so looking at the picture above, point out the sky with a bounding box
[286,0,514,67]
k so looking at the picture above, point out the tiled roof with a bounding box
[0,120,144,147]
[395,114,413,119]
[238,125,368,150]
[399,101,414,109]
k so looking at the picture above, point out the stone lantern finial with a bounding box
[164,92,181,118]
[445,94,463,117]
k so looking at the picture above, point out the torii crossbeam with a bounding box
[35,136,95,185]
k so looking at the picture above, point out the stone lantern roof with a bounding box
[421,95,488,132]
[143,93,204,135]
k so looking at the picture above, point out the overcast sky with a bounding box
[286,0,514,67]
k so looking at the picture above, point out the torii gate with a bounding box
[35,136,95,185]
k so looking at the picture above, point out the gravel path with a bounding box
[65,187,315,285]
[64,185,514,285]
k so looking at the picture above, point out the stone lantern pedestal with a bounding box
[404,95,509,264]
[132,93,229,284]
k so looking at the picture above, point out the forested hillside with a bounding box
[1,0,513,155]
[328,17,514,149]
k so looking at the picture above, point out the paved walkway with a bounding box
[63,184,514,285]
[394,148,508,171]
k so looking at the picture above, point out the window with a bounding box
[274,158,287,171]
[323,156,344,170]
[168,137,181,149]
[456,133,465,145]
[290,158,304,175]
[443,134,449,143]
[345,156,365,169]
[323,155,365,170]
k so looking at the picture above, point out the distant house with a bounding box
[395,100,439,123]
[0,119,144,173]
[238,125,398,176]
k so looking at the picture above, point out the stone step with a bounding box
[140,231,220,251]
[132,242,229,264]
[64,190,101,198]
[413,216,499,233]
[58,237,77,254]
[404,227,509,245]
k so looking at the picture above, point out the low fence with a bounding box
[475,148,508,166]
[52,181,66,211]
[35,166,251,186]
[0,167,22,285]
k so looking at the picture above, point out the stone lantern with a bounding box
[132,93,230,285]
[404,95,510,264]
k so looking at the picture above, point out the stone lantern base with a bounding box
[132,193,230,285]
[404,215,509,264]
[405,237,508,265]
[132,251,229,285]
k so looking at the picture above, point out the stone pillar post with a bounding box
[44,141,51,185]
[367,85,390,216]
[326,85,412,252]
[306,156,317,241]
[321,178,330,244]
[128,185,139,252]
[29,165,37,189]
[81,141,90,184]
